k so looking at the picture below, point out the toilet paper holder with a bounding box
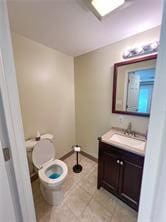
[72,145,82,173]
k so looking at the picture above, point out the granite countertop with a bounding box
[101,128,146,156]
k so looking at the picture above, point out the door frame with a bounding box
[0,1,36,221]
[0,139,16,222]
[138,1,166,222]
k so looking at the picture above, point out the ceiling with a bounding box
[7,0,163,57]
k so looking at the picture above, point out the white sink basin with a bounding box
[109,133,145,151]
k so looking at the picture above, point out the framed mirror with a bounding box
[112,54,157,117]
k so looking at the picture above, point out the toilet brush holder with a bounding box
[72,145,82,173]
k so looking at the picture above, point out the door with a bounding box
[102,151,120,193]
[126,72,140,112]
[0,141,16,221]
[118,159,143,210]
[138,83,154,113]
[0,68,22,221]
[0,2,36,221]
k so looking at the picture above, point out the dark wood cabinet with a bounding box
[102,151,120,193]
[97,140,144,211]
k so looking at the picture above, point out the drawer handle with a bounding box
[120,161,124,165]
[117,160,120,164]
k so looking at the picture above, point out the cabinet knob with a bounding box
[117,160,120,164]
[120,161,124,165]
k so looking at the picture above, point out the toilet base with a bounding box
[40,183,64,206]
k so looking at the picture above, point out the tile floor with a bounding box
[32,154,137,222]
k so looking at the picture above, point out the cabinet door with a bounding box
[119,159,143,210]
[102,151,120,193]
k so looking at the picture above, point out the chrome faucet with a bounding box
[124,122,136,136]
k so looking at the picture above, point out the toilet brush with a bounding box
[72,145,82,173]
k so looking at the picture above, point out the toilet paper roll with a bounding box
[74,146,81,152]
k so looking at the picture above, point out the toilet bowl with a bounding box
[32,139,68,205]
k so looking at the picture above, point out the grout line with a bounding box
[79,192,94,218]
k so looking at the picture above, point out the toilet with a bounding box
[32,139,68,205]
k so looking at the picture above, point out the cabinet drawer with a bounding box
[99,141,144,166]
[99,141,121,156]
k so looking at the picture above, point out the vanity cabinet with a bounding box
[97,140,144,211]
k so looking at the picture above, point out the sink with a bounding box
[109,133,145,151]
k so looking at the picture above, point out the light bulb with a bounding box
[123,50,130,58]
[136,47,143,54]
[150,42,158,50]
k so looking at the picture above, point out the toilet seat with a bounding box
[32,139,68,185]
[32,139,55,170]
[39,159,68,185]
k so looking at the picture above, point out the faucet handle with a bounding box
[131,131,136,137]
[127,122,132,130]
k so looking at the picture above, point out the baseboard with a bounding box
[31,172,38,182]
[80,151,98,163]
[60,150,74,160]
[31,150,97,183]
[60,149,98,163]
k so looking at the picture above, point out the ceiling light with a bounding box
[91,0,125,17]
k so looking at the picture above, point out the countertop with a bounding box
[101,128,146,156]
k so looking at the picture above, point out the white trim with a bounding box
[138,1,166,221]
[0,1,36,221]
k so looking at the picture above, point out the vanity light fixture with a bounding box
[91,0,125,17]
[123,41,159,59]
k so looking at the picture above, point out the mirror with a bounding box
[112,55,157,117]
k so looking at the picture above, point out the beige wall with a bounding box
[74,27,160,158]
[12,33,75,158]
[12,27,160,160]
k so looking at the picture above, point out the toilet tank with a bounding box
[25,134,54,175]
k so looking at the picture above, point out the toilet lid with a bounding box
[32,139,55,169]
